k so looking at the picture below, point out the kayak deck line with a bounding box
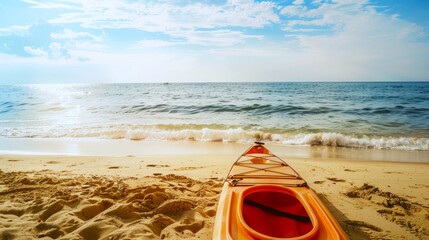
[230,175,302,180]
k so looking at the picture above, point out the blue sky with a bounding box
[1,0,428,83]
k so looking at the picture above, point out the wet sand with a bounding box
[0,142,428,239]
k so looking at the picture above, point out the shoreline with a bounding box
[1,137,428,163]
[1,142,428,239]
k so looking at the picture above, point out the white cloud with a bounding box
[24,46,48,57]
[24,0,278,47]
[50,29,102,42]
[72,42,105,51]
[27,0,280,30]
[281,0,375,33]
[49,42,70,59]
[3,0,429,82]
[3,36,429,83]
[170,30,264,47]
[134,40,182,48]
[278,0,429,80]
[284,0,425,39]
[135,30,264,48]
[21,0,80,10]
[293,0,304,5]
[0,25,30,36]
[23,43,70,59]
[49,29,105,55]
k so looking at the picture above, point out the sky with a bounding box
[0,0,428,83]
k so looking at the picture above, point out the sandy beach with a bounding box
[2,0,429,237]
[0,141,428,240]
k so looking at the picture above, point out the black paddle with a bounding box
[244,198,312,223]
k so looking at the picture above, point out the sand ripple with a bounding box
[0,170,222,240]
[345,183,429,239]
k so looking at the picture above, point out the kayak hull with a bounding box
[212,143,349,240]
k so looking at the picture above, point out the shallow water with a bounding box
[1,82,428,150]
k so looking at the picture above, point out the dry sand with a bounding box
[0,143,428,239]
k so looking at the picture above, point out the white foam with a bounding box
[280,132,429,151]
[1,126,428,151]
[124,127,253,142]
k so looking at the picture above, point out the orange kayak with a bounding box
[212,142,349,240]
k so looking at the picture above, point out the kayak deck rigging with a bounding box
[225,143,307,187]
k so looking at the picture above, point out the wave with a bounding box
[1,125,428,151]
[4,99,427,116]
[280,133,429,151]
[113,104,337,116]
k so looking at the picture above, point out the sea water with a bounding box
[0,82,428,151]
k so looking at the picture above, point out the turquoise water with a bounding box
[1,82,428,150]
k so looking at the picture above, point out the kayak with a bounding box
[212,142,349,240]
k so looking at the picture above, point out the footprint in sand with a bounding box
[74,199,114,220]
[344,168,357,172]
[144,192,171,207]
[130,191,171,212]
[344,220,383,232]
[147,164,170,168]
[40,200,64,221]
[104,203,140,220]
[0,229,17,239]
[0,207,25,217]
[143,186,166,194]
[326,177,346,183]
[173,166,205,171]
[147,214,176,236]
[384,171,404,174]
[46,161,60,164]
[77,219,120,240]
[345,183,429,238]
[174,220,205,234]
[0,171,222,240]
[155,199,195,217]
[7,159,22,162]
[203,207,217,217]
[313,180,325,184]
[35,222,64,239]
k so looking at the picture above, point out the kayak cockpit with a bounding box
[238,185,318,240]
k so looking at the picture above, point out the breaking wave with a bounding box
[279,132,429,151]
[1,125,428,151]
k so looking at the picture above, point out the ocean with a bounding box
[1,82,428,151]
